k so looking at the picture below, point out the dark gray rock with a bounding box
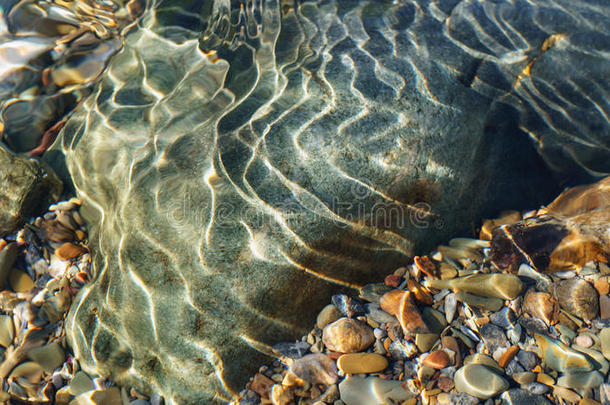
[480,323,509,353]
[46,0,610,403]
[516,350,539,371]
[0,145,61,236]
[490,307,517,329]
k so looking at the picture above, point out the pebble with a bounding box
[555,279,599,321]
[444,293,457,323]
[449,392,480,405]
[422,350,451,369]
[524,381,549,395]
[455,291,504,311]
[322,318,374,353]
[454,364,509,399]
[600,294,610,319]
[512,371,536,384]
[490,307,517,329]
[359,284,392,303]
[8,269,34,292]
[317,304,342,329]
[338,376,413,405]
[71,387,122,405]
[0,243,18,287]
[336,353,388,374]
[523,290,557,325]
[553,386,581,403]
[426,273,524,300]
[283,354,337,386]
[598,328,610,360]
[480,323,509,353]
[271,384,293,405]
[463,353,503,373]
[398,292,430,334]
[516,350,538,371]
[332,295,365,318]
[27,342,65,372]
[574,334,594,348]
[0,314,15,348]
[556,371,603,389]
[498,346,519,368]
[415,333,438,353]
[535,333,596,373]
[500,388,552,405]
[55,242,86,261]
[69,371,94,396]
[364,304,395,324]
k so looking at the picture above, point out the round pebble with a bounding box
[322,318,375,353]
[574,334,593,348]
[422,350,450,369]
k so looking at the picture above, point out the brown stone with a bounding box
[384,274,401,288]
[441,336,461,367]
[479,211,521,241]
[398,292,430,335]
[380,289,406,316]
[337,353,388,374]
[523,290,558,325]
[271,384,293,405]
[437,375,454,392]
[498,346,519,368]
[423,350,450,369]
[250,373,274,398]
[555,279,599,321]
[595,278,610,296]
[407,279,434,305]
[414,256,437,279]
[284,354,337,386]
[56,243,87,261]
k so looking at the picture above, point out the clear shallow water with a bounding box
[2,0,610,403]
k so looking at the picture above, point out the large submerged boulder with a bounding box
[47,0,609,403]
[0,144,61,236]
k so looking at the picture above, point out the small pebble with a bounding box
[322,318,374,353]
[336,353,388,374]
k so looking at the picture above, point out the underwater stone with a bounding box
[46,0,610,402]
[535,334,596,373]
[426,274,524,300]
[454,364,509,399]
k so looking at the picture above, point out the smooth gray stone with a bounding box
[500,388,551,405]
[45,0,610,403]
[0,145,61,236]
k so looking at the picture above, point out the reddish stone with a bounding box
[384,274,402,288]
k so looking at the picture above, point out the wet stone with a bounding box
[523,290,557,326]
[322,318,374,353]
[284,354,337,386]
[600,295,610,320]
[272,341,310,359]
[519,317,548,336]
[500,388,552,405]
[426,273,524,300]
[480,323,509,353]
[364,304,395,324]
[555,279,599,321]
[27,342,65,373]
[336,353,388,374]
[332,295,365,318]
[516,350,539,371]
[535,334,596,373]
[556,371,603,390]
[456,291,504,312]
[359,284,392,303]
[0,314,15,348]
[388,340,417,360]
[454,364,509,399]
[423,350,451,369]
[598,328,610,360]
[505,359,525,375]
[317,304,342,330]
[338,376,413,405]
[490,307,517,329]
[524,382,549,395]
[512,372,536,385]
[69,371,94,397]
[450,391,484,405]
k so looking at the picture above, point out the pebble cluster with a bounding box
[0,199,163,405]
[237,180,610,405]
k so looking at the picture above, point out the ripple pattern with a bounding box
[50,0,610,403]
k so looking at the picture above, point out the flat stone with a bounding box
[0,314,15,348]
[555,279,599,321]
[317,304,343,330]
[0,243,18,288]
[69,387,121,405]
[480,323,509,353]
[27,342,65,373]
[0,145,61,236]
[500,388,551,405]
[523,290,557,325]
[454,364,509,399]
[516,351,539,371]
[426,274,524,300]
[398,292,430,334]
[55,243,87,261]
[600,295,610,320]
[69,371,94,397]
[420,307,447,334]
[444,293,457,323]
[8,269,34,292]
[572,346,609,375]
[599,328,610,360]
[379,289,404,316]
[463,353,503,373]
[455,291,504,312]
[337,353,388,374]
[322,318,374,353]
[535,333,596,373]
[422,350,451,369]
[556,371,603,390]
[339,376,413,405]
[594,278,610,295]
[250,373,274,397]
[364,304,396,324]
[283,354,337,386]
[511,372,536,385]
[490,307,517,329]
[415,333,439,353]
